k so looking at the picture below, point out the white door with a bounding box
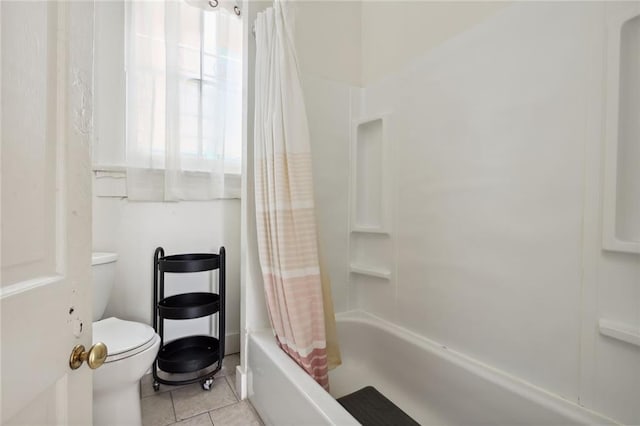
[1,1,98,424]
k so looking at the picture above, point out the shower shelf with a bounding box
[350,263,391,280]
[599,319,640,348]
[152,247,226,391]
[351,228,390,235]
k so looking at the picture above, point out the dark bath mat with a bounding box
[337,386,420,426]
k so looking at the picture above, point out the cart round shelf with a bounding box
[153,247,226,389]
[158,292,220,320]
[157,335,220,374]
[158,253,220,273]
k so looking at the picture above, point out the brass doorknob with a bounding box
[69,342,108,370]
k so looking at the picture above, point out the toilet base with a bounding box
[94,383,141,426]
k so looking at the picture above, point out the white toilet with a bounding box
[92,252,161,426]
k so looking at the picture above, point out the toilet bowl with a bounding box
[93,318,160,426]
[92,253,160,426]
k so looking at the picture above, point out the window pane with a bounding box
[128,1,243,174]
[180,79,201,117]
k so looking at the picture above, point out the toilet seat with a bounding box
[93,317,158,363]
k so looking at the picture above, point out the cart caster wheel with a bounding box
[153,381,160,392]
[201,378,214,391]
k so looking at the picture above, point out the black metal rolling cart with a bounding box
[152,246,225,391]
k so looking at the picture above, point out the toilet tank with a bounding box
[92,252,118,321]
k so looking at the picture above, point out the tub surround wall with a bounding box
[302,76,357,314]
[360,0,590,397]
[356,2,639,424]
[293,1,515,318]
[245,2,639,424]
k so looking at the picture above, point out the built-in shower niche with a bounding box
[349,115,394,282]
[349,232,392,280]
[603,6,640,254]
[351,116,389,233]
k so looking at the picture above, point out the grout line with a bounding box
[169,389,178,424]
[247,400,265,425]
[224,377,239,404]
[224,375,238,399]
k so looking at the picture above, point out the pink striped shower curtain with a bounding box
[253,1,340,390]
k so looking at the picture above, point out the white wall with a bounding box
[361,1,508,86]
[93,196,242,352]
[295,1,361,87]
[352,2,639,423]
[92,1,241,353]
[93,1,125,167]
[293,1,363,315]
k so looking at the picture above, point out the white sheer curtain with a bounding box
[126,0,242,201]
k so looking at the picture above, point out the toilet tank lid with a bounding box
[92,252,118,265]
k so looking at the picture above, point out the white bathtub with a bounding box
[248,312,615,425]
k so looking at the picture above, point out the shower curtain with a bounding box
[253,1,341,390]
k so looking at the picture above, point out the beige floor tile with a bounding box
[141,373,188,398]
[172,379,237,420]
[209,400,263,426]
[142,359,235,398]
[141,392,176,426]
[224,373,238,399]
[168,412,213,426]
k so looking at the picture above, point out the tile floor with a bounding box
[140,354,263,426]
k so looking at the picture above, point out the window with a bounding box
[123,1,242,200]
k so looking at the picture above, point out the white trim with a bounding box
[235,364,248,399]
[92,164,126,173]
[91,252,118,266]
[92,166,242,199]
